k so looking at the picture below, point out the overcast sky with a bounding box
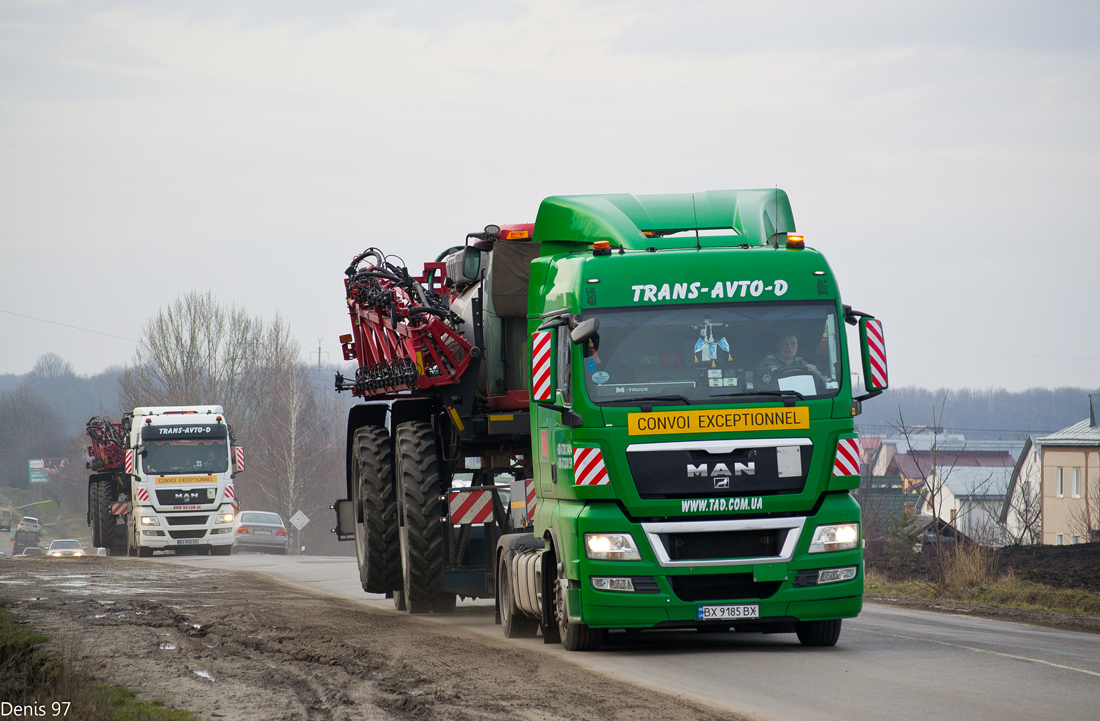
[2,0,1098,392]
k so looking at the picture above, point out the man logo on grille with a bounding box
[687,462,755,477]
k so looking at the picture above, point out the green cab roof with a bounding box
[533,189,796,250]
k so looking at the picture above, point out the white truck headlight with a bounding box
[216,513,234,524]
[584,533,641,561]
[809,523,859,553]
[140,515,160,526]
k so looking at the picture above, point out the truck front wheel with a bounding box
[555,559,602,651]
[795,619,842,647]
[395,421,447,614]
[353,426,400,594]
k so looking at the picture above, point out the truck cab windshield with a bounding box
[581,301,842,405]
[142,439,229,475]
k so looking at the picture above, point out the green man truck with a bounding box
[331,189,888,650]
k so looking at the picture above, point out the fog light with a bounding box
[817,566,858,584]
[809,523,859,553]
[140,515,159,526]
[584,533,641,561]
[591,576,635,592]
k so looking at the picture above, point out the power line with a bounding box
[0,308,138,343]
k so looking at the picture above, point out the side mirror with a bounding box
[331,499,355,541]
[570,317,600,345]
[858,318,888,394]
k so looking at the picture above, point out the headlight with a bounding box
[584,533,641,561]
[217,513,235,524]
[809,523,859,553]
[140,515,160,526]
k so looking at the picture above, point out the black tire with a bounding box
[211,545,232,556]
[353,426,401,594]
[499,552,539,638]
[555,552,602,651]
[795,619,842,647]
[433,594,457,614]
[137,545,152,558]
[395,421,447,614]
[392,589,407,612]
[90,475,114,549]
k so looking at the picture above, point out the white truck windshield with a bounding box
[581,301,841,405]
[142,439,229,474]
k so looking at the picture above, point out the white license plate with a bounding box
[177,539,199,545]
[697,604,760,620]
[254,529,272,535]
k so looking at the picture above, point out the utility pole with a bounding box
[310,338,329,381]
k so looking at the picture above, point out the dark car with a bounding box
[20,547,45,557]
[232,511,289,554]
[12,528,40,556]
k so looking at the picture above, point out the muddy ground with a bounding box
[0,558,743,721]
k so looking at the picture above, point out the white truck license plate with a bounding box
[697,604,760,620]
[177,539,199,545]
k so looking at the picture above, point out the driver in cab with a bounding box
[758,333,817,383]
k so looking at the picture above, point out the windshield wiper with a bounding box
[600,395,692,407]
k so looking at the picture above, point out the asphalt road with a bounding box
[156,554,1100,721]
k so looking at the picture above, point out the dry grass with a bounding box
[865,550,1100,616]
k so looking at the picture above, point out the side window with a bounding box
[557,329,571,404]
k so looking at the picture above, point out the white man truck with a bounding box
[86,405,244,556]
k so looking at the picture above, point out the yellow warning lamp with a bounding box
[786,234,805,250]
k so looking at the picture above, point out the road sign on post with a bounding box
[289,511,309,530]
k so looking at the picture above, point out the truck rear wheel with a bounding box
[498,551,538,638]
[395,421,447,614]
[353,426,401,594]
[795,619,842,647]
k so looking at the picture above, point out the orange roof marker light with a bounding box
[500,229,531,240]
[786,234,805,250]
[592,240,612,257]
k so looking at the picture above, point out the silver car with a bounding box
[231,511,289,554]
[47,539,86,557]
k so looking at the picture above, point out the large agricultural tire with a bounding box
[555,555,602,651]
[795,619,842,647]
[498,551,539,638]
[395,421,447,615]
[90,475,115,549]
[352,426,401,594]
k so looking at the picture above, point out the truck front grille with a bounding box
[671,574,782,602]
[167,530,208,540]
[660,529,787,562]
[166,516,209,526]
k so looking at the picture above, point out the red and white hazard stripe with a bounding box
[224,485,234,501]
[449,489,494,525]
[531,331,552,401]
[574,448,609,486]
[865,319,888,389]
[111,502,131,516]
[525,479,537,521]
[135,487,149,502]
[234,447,245,471]
[125,449,135,474]
[832,437,861,477]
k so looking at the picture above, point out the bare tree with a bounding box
[118,290,298,434]
[1000,467,1042,546]
[1069,465,1099,543]
[248,365,342,527]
